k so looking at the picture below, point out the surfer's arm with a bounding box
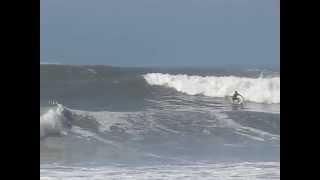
[236,94,244,99]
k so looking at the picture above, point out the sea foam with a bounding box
[143,73,280,104]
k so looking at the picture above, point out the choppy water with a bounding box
[40,65,280,179]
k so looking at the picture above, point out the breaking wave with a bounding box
[143,73,280,104]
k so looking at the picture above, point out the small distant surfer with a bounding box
[232,91,244,104]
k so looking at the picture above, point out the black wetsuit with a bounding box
[232,93,240,101]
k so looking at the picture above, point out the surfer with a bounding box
[232,91,244,104]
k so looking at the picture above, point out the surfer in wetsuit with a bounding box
[232,91,243,103]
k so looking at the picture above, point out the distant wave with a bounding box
[40,62,62,65]
[143,73,280,104]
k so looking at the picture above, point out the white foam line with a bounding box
[40,162,280,180]
[144,73,280,104]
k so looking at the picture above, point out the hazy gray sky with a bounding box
[41,0,279,67]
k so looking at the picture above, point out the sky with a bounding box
[41,0,279,68]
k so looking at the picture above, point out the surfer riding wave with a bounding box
[232,91,244,104]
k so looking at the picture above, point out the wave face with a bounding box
[41,65,279,109]
[144,73,280,104]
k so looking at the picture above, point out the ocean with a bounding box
[40,64,280,180]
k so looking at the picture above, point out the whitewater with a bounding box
[143,73,280,104]
[40,65,280,179]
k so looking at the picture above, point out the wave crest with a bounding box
[40,104,73,140]
[143,73,280,104]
